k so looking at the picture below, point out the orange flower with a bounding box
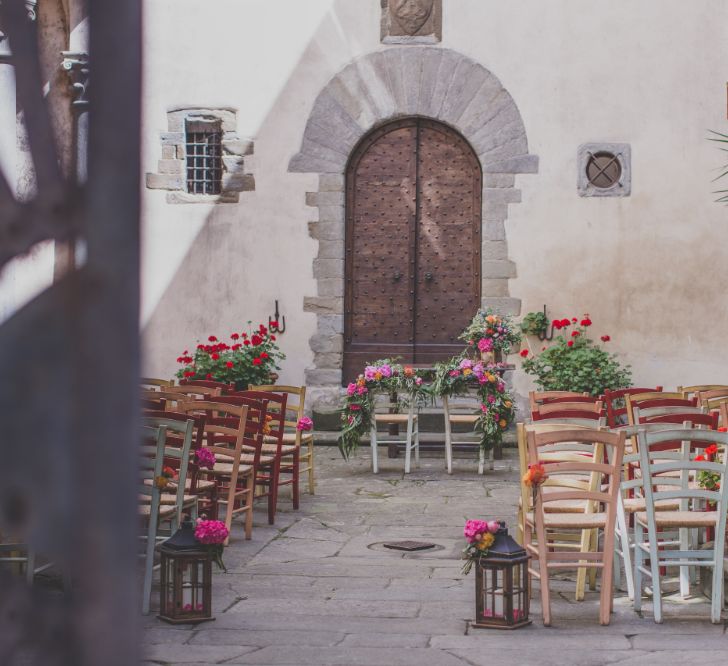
[404,366,415,377]
[523,463,547,488]
[262,414,273,435]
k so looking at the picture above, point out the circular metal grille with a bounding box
[586,152,621,189]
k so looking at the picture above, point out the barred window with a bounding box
[185,119,222,195]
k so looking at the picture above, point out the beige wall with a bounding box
[140,0,728,397]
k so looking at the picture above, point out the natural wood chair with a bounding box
[602,387,663,428]
[532,400,603,419]
[442,391,488,475]
[200,394,281,525]
[529,391,588,412]
[141,377,174,390]
[178,401,255,541]
[634,427,728,623]
[525,427,626,626]
[369,393,419,474]
[138,423,171,614]
[180,378,235,393]
[679,384,728,400]
[531,409,605,424]
[249,385,316,494]
[625,393,695,426]
[697,389,728,412]
[517,422,605,600]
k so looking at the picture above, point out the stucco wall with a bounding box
[140,0,728,400]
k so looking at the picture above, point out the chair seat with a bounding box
[138,503,176,518]
[166,478,217,492]
[205,463,255,476]
[448,415,479,424]
[622,497,680,513]
[264,433,313,445]
[138,492,197,505]
[519,496,588,513]
[635,510,719,528]
[261,443,298,456]
[373,414,417,423]
[526,512,608,529]
[215,452,274,466]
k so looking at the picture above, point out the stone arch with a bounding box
[290,47,538,410]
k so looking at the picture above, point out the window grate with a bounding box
[185,122,222,195]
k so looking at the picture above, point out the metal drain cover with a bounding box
[382,540,436,552]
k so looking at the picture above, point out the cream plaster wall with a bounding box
[140,0,728,396]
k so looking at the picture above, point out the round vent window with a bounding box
[586,152,622,189]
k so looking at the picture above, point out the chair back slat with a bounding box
[529,390,588,412]
[679,384,728,399]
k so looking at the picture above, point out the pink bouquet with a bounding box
[194,448,216,469]
[195,519,230,570]
[296,416,314,431]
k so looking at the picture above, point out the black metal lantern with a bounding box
[472,523,531,629]
[158,519,214,624]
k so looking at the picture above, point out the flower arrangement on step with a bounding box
[460,308,521,362]
[520,314,631,396]
[338,360,430,460]
[174,322,285,390]
[462,519,502,574]
[432,355,516,452]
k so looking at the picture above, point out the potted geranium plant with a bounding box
[460,309,521,363]
[175,321,284,390]
[521,315,631,396]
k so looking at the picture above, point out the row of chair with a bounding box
[137,379,315,614]
[518,386,728,626]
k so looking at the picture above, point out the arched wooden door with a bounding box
[344,118,482,382]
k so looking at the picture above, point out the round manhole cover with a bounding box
[368,541,446,553]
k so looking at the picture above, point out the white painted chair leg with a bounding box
[414,414,420,468]
[478,447,485,475]
[489,446,495,472]
[711,543,726,623]
[633,521,644,613]
[616,498,634,600]
[648,529,663,624]
[679,526,690,598]
[443,398,453,474]
[404,409,413,474]
[370,425,378,474]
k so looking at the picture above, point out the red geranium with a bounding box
[211,353,220,360]
[601,335,611,342]
[260,352,269,359]
[205,373,212,380]
[252,358,262,366]
[243,340,250,346]
[251,335,263,346]
[208,336,217,342]
[552,319,562,330]
[226,361,234,368]
[270,320,279,328]
[231,333,240,340]
[567,340,574,347]
[232,343,241,351]
[571,330,580,338]
[183,370,195,377]
[520,349,529,357]
[560,319,570,327]
[580,318,592,327]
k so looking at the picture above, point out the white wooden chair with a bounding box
[634,427,728,623]
[370,394,419,474]
[443,391,490,475]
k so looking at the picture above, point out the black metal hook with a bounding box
[537,304,556,342]
[268,300,286,334]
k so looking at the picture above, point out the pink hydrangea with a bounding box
[478,337,494,353]
[380,364,392,378]
[464,519,490,543]
[194,448,216,469]
[194,519,229,545]
[356,385,368,395]
[296,416,313,431]
[459,358,473,370]
[364,366,377,381]
[346,382,357,396]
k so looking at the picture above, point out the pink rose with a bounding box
[346,383,356,396]
[486,521,500,534]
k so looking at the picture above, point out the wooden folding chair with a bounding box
[602,387,663,428]
[371,392,419,474]
[634,427,728,623]
[525,427,626,625]
[443,390,487,475]
[679,384,728,400]
[529,391,588,413]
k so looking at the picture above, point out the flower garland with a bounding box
[432,355,516,452]
[338,360,430,460]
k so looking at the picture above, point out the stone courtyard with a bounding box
[142,448,728,666]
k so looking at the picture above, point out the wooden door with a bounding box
[344,118,481,382]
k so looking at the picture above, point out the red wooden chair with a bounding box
[602,387,663,428]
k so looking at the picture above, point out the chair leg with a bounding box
[370,425,379,474]
[600,527,616,625]
[268,460,280,525]
[588,529,599,591]
[307,440,315,494]
[575,528,590,601]
[244,473,254,540]
[711,540,725,623]
[404,412,413,474]
[678,527,690,598]
[478,448,485,476]
[414,416,420,468]
[647,528,663,623]
[633,521,644,613]
[443,400,453,474]
[292,451,300,510]
[616,502,634,600]
[489,446,495,472]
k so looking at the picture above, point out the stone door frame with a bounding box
[289,47,538,411]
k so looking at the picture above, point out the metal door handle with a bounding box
[424,272,433,282]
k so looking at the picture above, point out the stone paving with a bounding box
[142,447,728,666]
